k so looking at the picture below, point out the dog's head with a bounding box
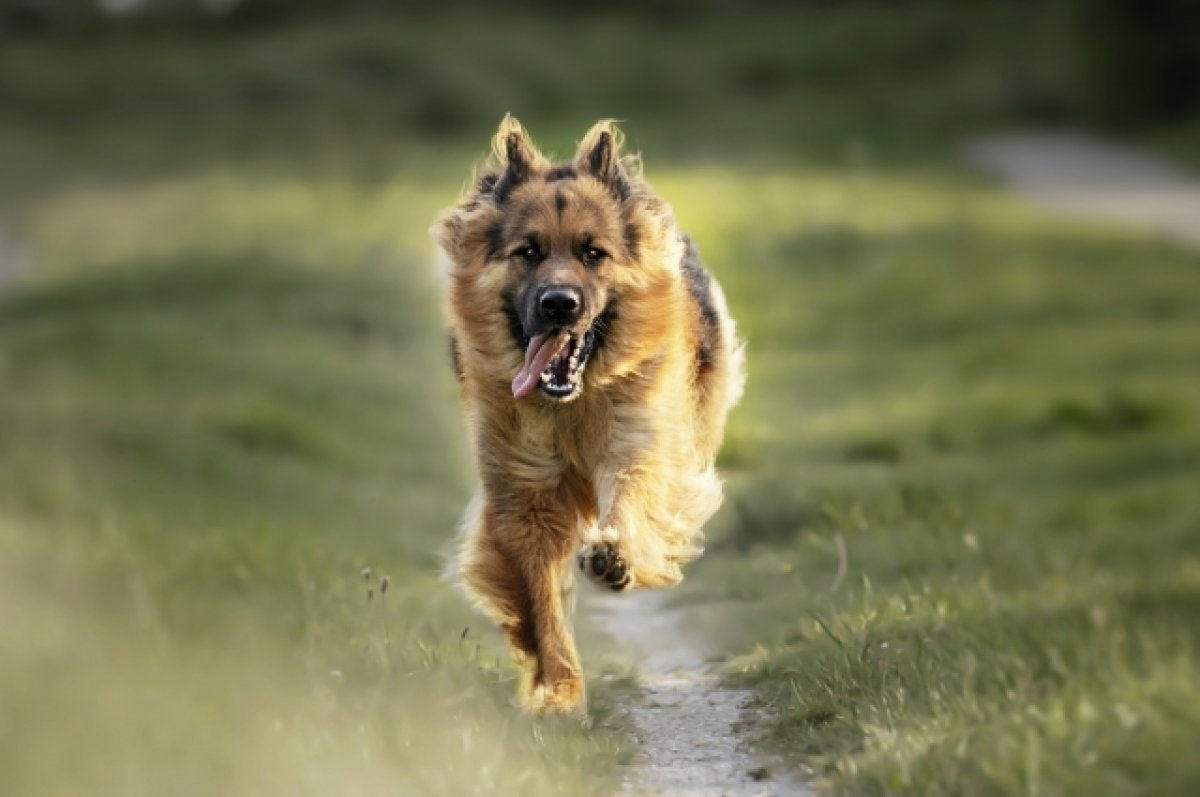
[434,116,682,403]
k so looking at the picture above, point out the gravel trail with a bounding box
[967,131,1200,249]
[587,590,806,797]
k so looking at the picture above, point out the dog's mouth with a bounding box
[511,327,596,401]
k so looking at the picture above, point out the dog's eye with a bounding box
[512,245,540,264]
[582,246,607,265]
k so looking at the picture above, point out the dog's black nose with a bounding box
[537,285,582,325]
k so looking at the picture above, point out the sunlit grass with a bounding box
[0,515,630,797]
[686,164,1200,795]
[0,156,628,796]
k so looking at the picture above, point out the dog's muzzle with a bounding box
[511,326,596,401]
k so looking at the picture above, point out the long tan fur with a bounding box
[432,116,744,714]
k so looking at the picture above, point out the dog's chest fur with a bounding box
[513,389,616,478]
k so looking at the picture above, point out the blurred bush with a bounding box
[8,0,741,35]
[5,0,1198,137]
[1075,0,1200,126]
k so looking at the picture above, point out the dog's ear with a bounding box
[489,114,546,200]
[576,119,631,200]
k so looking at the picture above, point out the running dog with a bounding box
[432,116,744,714]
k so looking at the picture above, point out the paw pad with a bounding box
[578,542,631,591]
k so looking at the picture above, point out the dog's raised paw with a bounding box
[578,541,631,591]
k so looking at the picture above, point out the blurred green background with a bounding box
[1,2,1198,795]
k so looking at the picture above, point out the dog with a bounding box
[432,116,744,714]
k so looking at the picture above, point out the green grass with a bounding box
[686,186,1200,794]
[655,161,1200,797]
[0,180,633,794]
[1,3,1198,796]
[696,199,1200,793]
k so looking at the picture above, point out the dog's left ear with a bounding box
[576,119,631,200]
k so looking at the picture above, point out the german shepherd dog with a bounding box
[433,116,744,714]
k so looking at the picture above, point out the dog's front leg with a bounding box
[458,491,585,715]
[579,449,705,592]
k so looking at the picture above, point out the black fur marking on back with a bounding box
[448,331,464,382]
[680,235,720,375]
[546,164,577,182]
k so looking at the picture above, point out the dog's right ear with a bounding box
[488,114,546,201]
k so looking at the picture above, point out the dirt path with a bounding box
[966,131,1200,249]
[587,590,806,797]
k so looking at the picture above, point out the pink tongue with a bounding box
[512,332,569,399]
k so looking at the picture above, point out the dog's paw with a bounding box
[578,541,631,591]
[525,675,586,717]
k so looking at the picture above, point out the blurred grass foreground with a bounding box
[2,2,1199,795]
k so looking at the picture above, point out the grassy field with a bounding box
[0,142,632,796]
[686,179,1200,794]
[2,3,1198,796]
